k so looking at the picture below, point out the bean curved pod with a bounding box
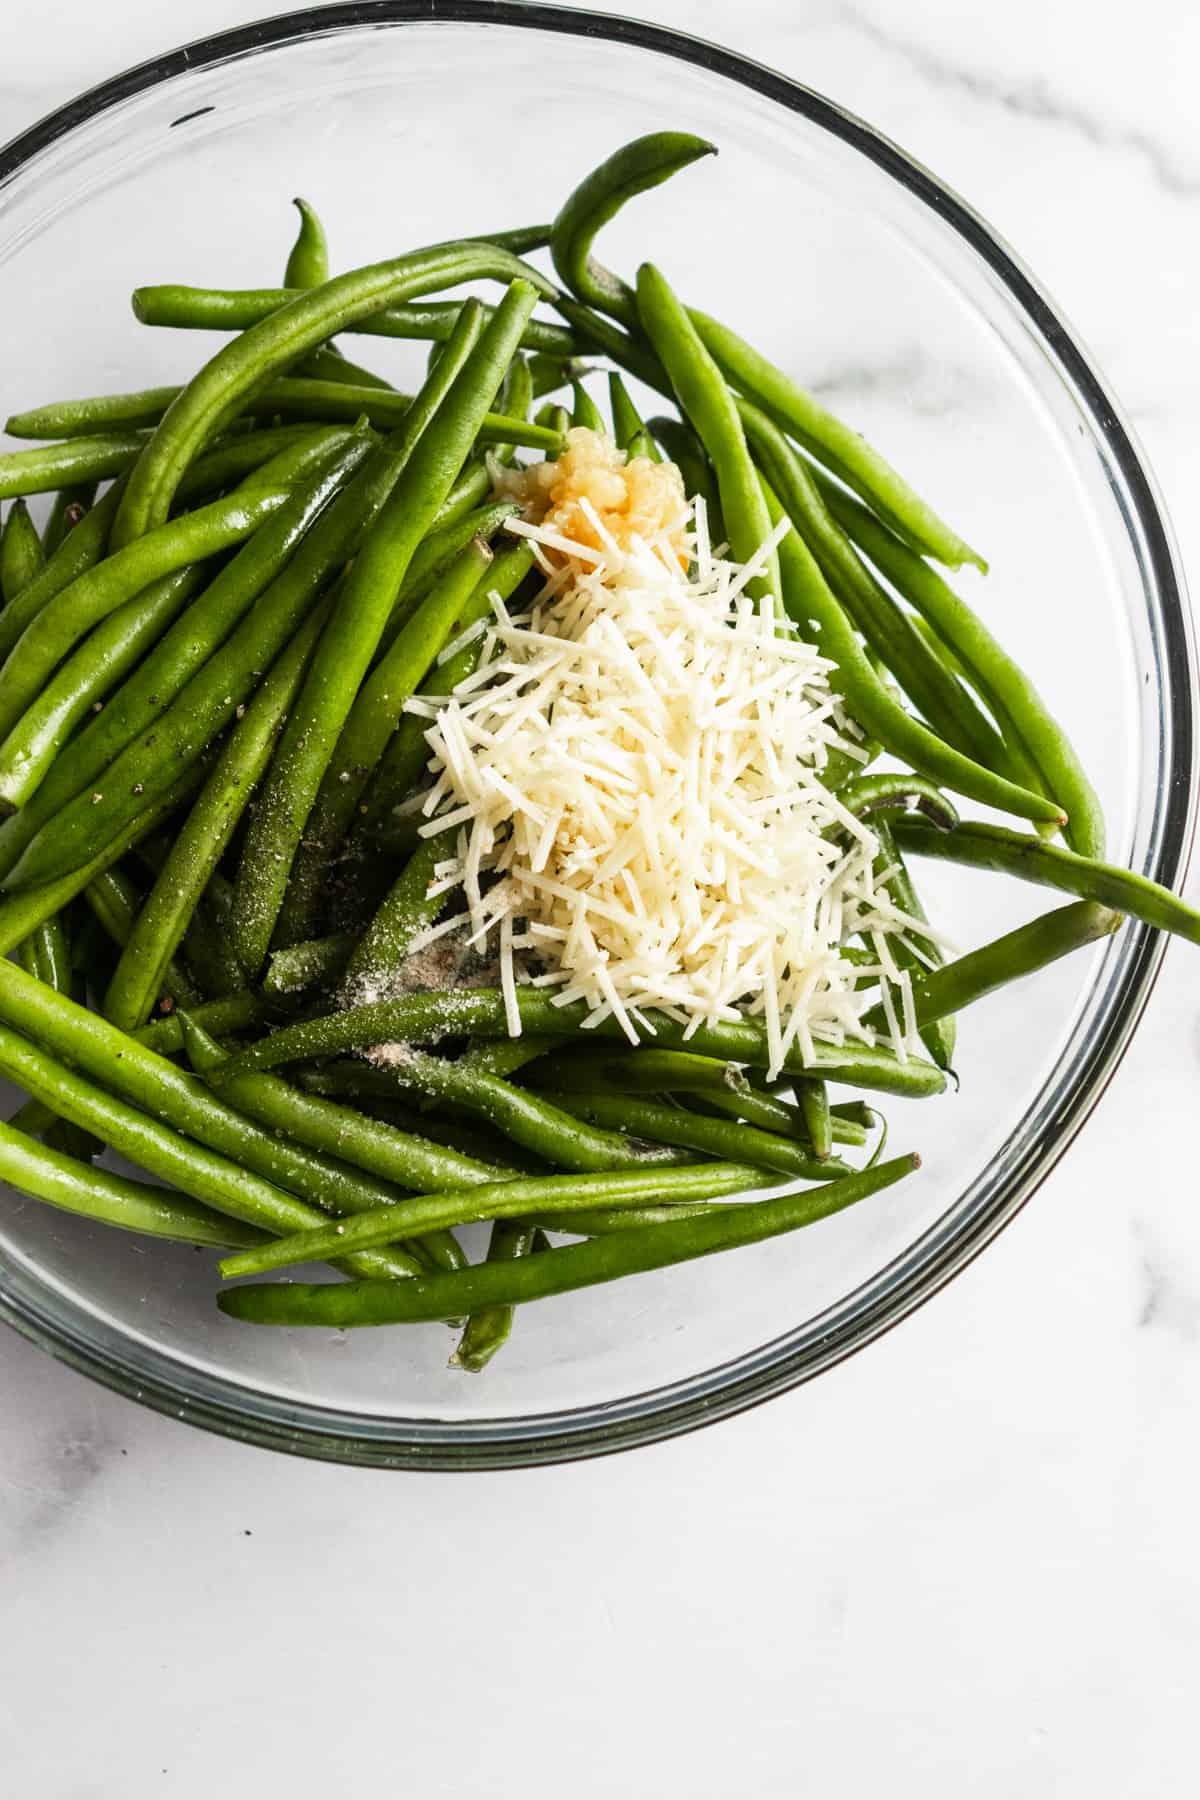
[451,1218,536,1372]
[218,1155,919,1324]
[871,819,956,1071]
[0,501,45,601]
[283,197,329,289]
[891,815,1200,943]
[220,987,946,1098]
[635,262,778,608]
[0,432,147,501]
[837,773,958,830]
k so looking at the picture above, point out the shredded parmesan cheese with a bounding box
[408,429,939,1076]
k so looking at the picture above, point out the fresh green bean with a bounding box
[866,899,1121,1035]
[116,243,555,544]
[451,1217,535,1371]
[524,1203,718,1235]
[0,433,147,500]
[175,424,337,501]
[283,197,329,289]
[547,1090,848,1180]
[0,1114,267,1249]
[102,598,333,1031]
[457,1037,566,1079]
[219,1161,761,1280]
[82,864,202,1010]
[685,1082,868,1149]
[278,538,494,946]
[131,287,575,354]
[0,565,206,813]
[296,1063,552,1172]
[536,402,570,438]
[891,815,1200,943]
[837,773,958,830]
[0,500,45,601]
[636,262,778,607]
[819,477,1106,857]
[218,1154,919,1322]
[529,1046,747,1097]
[303,344,393,390]
[794,1080,834,1161]
[341,839,445,996]
[764,478,1064,828]
[222,987,946,1097]
[608,372,655,457]
[229,281,539,974]
[570,381,604,433]
[647,416,722,526]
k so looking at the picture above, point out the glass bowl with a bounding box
[0,2,1193,1470]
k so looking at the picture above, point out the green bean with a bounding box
[0,436,342,754]
[316,1046,696,1173]
[278,538,494,946]
[283,197,329,288]
[134,989,272,1052]
[451,1217,535,1371]
[536,401,570,438]
[102,598,334,1031]
[116,243,555,544]
[219,1153,918,1322]
[131,287,575,354]
[263,930,358,997]
[0,1115,268,1249]
[636,263,779,608]
[608,372,656,457]
[229,281,539,974]
[0,1016,415,1275]
[219,1161,761,1280]
[0,482,125,659]
[488,354,534,467]
[222,987,946,1098]
[550,132,982,570]
[867,900,1121,1036]
[12,380,563,457]
[0,500,45,601]
[529,1046,746,1097]
[551,131,715,330]
[837,774,958,831]
[296,1063,551,1172]
[177,889,247,1002]
[818,477,1105,858]
[457,1037,566,1078]
[871,820,956,1070]
[528,353,594,399]
[0,958,435,1242]
[795,1079,834,1161]
[0,768,207,958]
[764,478,1064,828]
[303,345,393,390]
[743,402,1006,768]
[42,482,98,555]
[570,381,604,433]
[547,1090,849,1180]
[0,432,147,500]
[0,564,207,814]
[890,815,1200,944]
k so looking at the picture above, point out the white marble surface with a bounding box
[2,3,1199,1793]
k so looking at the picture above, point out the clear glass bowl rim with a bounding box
[0,0,1194,1470]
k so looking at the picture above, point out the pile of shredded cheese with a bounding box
[404,429,943,1077]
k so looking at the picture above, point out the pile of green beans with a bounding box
[0,144,1195,1371]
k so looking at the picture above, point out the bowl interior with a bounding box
[0,7,1191,1465]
